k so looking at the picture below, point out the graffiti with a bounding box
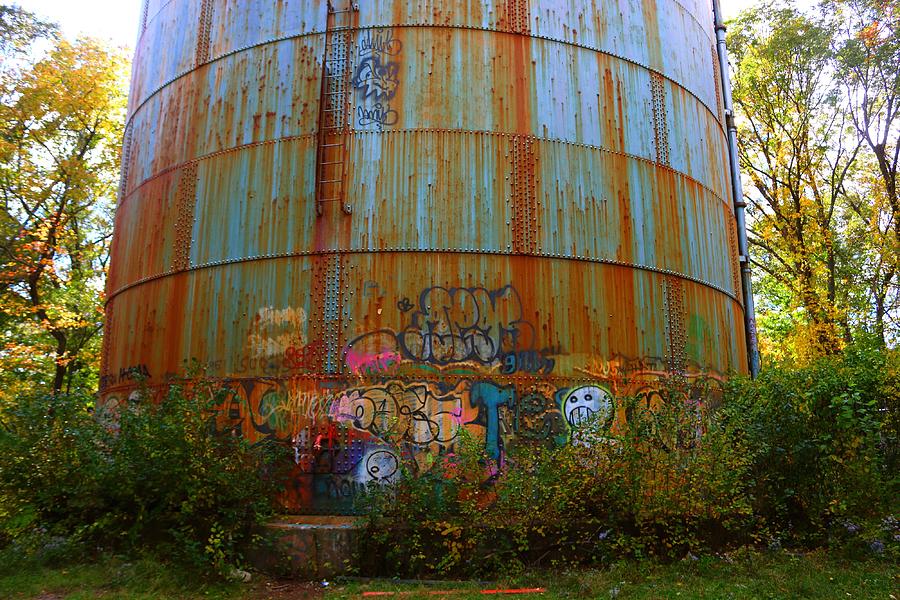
[352,55,400,101]
[363,449,399,482]
[353,28,401,130]
[356,103,398,130]
[281,390,338,421]
[284,341,322,371]
[256,306,306,328]
[331,381,464,448]
[117,364,150,383]
[247,306,307,360]
[470,382,516,460]
[199,364,720,511]
[357,29,402,57]
[515,392,568,444]
[401,286,536,366]
[561,385,615,428]
[345,348,401,377]
[345,285,557,374]
[501,350,555,375]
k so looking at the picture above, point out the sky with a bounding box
[13,0,787,52]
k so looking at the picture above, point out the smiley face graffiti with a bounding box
[562,385,615,428]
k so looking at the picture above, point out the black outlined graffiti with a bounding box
[357,29,402,57]
[345,285,557,373]
[514,392,568,445]
[400,286,532,365]
[353,28,402,130]
[364,449,399,482]
[331,381,463,447]
[352,58,400,101]
[357,103,398,129]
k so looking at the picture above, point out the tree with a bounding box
[0,11,128,397]
[0,5,56,60]
[729,2,860,358]
[828,0,900,345]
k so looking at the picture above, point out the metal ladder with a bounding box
[316,1,358,216]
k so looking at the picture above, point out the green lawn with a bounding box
[0,550,896,599]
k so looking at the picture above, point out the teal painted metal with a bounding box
[103,0,752,514]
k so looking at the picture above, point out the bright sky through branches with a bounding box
[12,0,810,52]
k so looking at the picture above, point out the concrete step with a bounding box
[250,515,361,579]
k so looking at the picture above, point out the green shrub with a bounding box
[357,379,758,577]
[358,345,898,577]
[0,381,285,572]
[722,342,897,541]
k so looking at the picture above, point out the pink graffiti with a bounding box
[345,349,401,377]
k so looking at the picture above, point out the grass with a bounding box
[0,556,241,600]
[0,550,895,599]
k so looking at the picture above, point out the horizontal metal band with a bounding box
[105,247,743,306]
[117,128,730,214]
[126,23,725,140]
[99,364,724,397]
[139,0,715,54]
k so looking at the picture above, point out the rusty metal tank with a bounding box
[103,0,753,513]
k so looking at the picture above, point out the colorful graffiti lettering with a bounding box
[470,382,516,460]
[344,348,401,377]
[195,350,724,512]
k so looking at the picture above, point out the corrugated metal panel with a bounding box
[104,0,749,514]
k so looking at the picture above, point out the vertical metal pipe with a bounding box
[712,0,760,377]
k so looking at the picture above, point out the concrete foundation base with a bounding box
[250,516,360,579]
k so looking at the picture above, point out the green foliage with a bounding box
[358,347,899,577]
[723,341,898,538]
[0,382,286,573]
[358,382,755,577]
[729,0,900,357]
[0,17,128,398]
[0,5,57,58]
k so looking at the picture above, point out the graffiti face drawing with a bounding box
[563,385,614,427]
[364,450,399,482]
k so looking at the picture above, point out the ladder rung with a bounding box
[320,179,343,183]
[320,160,343,165]
[318,197,342,202]
[321,143,343,147]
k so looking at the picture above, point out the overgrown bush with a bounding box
[0,381,285,572]
[358,380,758,577]
[358,345,899,577]
[722,341,898,542]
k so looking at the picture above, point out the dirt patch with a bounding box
[248,579,325,599]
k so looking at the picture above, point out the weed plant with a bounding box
[357,344,899,577]
[0,380,285,573]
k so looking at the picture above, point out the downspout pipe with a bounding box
[712,0,761,377]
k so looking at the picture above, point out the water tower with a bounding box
[103,0,756,514]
